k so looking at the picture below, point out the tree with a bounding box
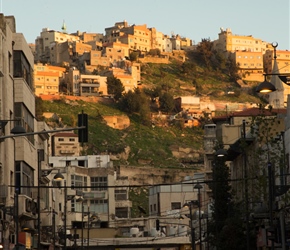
[119,88,151,125]
[207,150,253,250]
[35,96,45,121]
[159,92,175,113]
[106,76,124,101]
[195,38,214,68]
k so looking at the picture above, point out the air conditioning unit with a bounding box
[17,195,37,219]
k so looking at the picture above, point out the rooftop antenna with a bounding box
[61,20,67,33]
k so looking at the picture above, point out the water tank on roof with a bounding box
[178,225,187,236]
[150,228,157,237]
[130,227,139,237]
[168,226,177,236]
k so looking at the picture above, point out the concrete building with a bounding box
[231,51,264,81]
[66,67,108,96]
[208,107,288,248]
[51,132,80,156]
[34,63,66,96]
[213,27,270,54]
[48,155,132,233]
[213,27,273,82]
[0,14,44,249]
[35,28,80,63]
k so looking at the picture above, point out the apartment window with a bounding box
[69,138,75,142]
[154,204,156,211]
[171,202,181,210]
[78,160,85,167]
[13,50,33,89]
[91,199,108,213]
[71,174,86,191]
[58,138,64,141]
[115,190,127,200]
[14,103,34,144]
[115,207,128,218]
[15,161,34,196]
[91,177,107,191]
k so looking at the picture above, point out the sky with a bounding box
[1,0,290,50]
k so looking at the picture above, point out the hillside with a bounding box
[41,50,263,169]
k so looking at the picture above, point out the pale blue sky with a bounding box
[2,0,290,50]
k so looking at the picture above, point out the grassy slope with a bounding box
[44,99,203,168]
[43,53,262,168]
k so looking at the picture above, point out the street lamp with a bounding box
[53,171,67,250]
[194,183,203,250]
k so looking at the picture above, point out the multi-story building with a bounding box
[34,63,66,96]
[231,51,264,81]
[51,132,80,156]
[0,14,43,249]
[35,28,80,63]
[48,155,132,231]
[66,67,108,96]
[213,27,270,54]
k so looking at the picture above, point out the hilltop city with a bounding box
[1,13,290,250]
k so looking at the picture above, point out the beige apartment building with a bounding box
[48,155,132,230]
[51,132,80,156]
[34,63,66,96]
[35,28,80,63]
[0,14,53,249]
[66,67,108,96]
[213,27,275,81]
[231,51,264,81]
[214,27,270,53]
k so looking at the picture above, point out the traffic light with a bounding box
[156,219,160,230]
[78,113,88,143]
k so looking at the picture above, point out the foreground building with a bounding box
[0,14,41,249]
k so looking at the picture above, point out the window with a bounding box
[58,138,64,141]
[91,199,108,213]
[14,103,34,144]
[15,161,34,196]
[71,175,86,191]
[91,177,107,191]
[13,51,33,88]
[69,138,75,142]
[115,190,127,200]
[171,202,181,210]
[78,160,85,167]
[115,207,128,218]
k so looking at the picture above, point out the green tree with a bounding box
[35,96,45,121]
[195,38,214,68]
[119,88,151,125]
[129,51,139,62]
[159,92,175,113]
[225,56,241,82]
[207,151,252,250]
[106,76,124,101]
